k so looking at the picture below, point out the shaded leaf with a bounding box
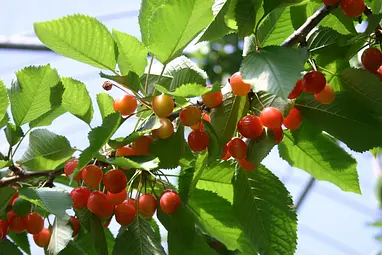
[96,92,115,120]
[0,80,8,121]
[47,217,73,255]
[0,187,17,215]
[0,238,22,255]
[5,123,23,147]
[7,232,30,255]
[235,0,262,38]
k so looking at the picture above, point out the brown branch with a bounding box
[0,168,64,188]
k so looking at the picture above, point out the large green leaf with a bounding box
[34,15,116,70]
[113,29,148,76]
[9,65,60,126]
[233,165,297,254]
[146,0,214,63]
[0,80,8,121]
[61,78,93,124]
[105,157,159,171]
[18,129,75,171]
[154,83,217,98]
[296,93,382,152]
[240,46,308,99]
[235,0,262,38]
[246,131,276,166]
[7,232,30,255]
[58,241,86,255]
[5,123,23,147]
[165,56,208,80]
[96,92,116,120]
[47,217,73,255]
[0,187,17,215]
[320,8,357,35]
[113,216,166,255]
[0,238,22,255]
[89,215,109,255]
[202,120,223,163]
[139,0,168,45]
[29,107,67,128]
[263,0,305,15]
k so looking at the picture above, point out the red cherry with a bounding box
[138,194,157,218]
[152,118,174,139]
[70,216,80,237]
[128,198,136,207]
[227,138,247,160]
[229,72,251,96]
[64,158,82,181]
[24,212,44,234]
[0,220,9,239]
[191,113,211,131]
[82,165,103,189]
[283,108,302,130]
[270,127,284,144]
[87,191,114,219]
[361,48,382,72]
[132,136,154,156]
[314,84,336,104]
[288,79,304,99]
[220,144,231,160]
[8,211,26,234]
[260,107,283,128]
[152,94,174,118]
[70,187,91,209]
[322,0,339,5]
[115,201,136,225]
[103,169,127,194]
[107,189,127,205]
[160,190,181,214]
[340,0,365,17]
[113,94,137,116]
[302,71,326,94]
[237,115,263,138]
[33,228,51,248]
[188,130,209,152]
[179,106,202,126]
[202,87,223,109]
[238,158,257,172]
[116,146,137,157]
[8,187,19,206]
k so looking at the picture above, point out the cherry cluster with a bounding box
[361,47,382,80]
[323,0,365,18]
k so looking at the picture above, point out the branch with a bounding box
[0,168,64,188]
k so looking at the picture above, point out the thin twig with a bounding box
[0,168,64,187]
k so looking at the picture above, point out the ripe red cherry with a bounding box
[103,169,127,194]
[340,0,365,17]
[237,115,263,138]
[0,219,8,239]
[82,165,103,189]
[322,0,339,5]
[314,84,336,104]
[152,94,174,118]
[138,194,157,218]
[115,201,136,225]
[191,113,211,131]
[107,189,127,205]
[113,94,137,116]
[33,228,51,248]
[8,211,26,234]
[70,216,80,237]
[64,158,82,181]
[116,146,137,157]
[220,144,231,160]
[229,72,251,96]
[152,118,174,139]
[270,127,284,144]
[87,191,114,219]
[160,190,181,215]
[302,71,326,94]
[260,107,283,128]
[188,130,209,152]
[288,79,304,99]
[227,138,247,160]
[128,198,136,207]
[70,187,91,209]
[179,106,202,126]
[361,48,382,72]
[132,136,154,156]
[283,108,302,130]
[238,158,257,172]
[24,212,44,234]
[202,87,223,109]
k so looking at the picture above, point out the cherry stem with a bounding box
[253,92,265,109]
[152,64,167,96]
[156,170,171,186]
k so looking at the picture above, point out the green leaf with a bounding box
[29,107,67,128]
[251,91,291,116]
[96,92,116,120]
[154,83,219,98]
[139,0,168,45]
[202,120,223,163]
[5,123,23,146]
[9,65,60,126]
[34,15,116,70]
[165,56,208,80]
[0,113,9,130]
[106,157,159,170]
[0,238,22,255]
[169,68,207,90]
[18,129,75,171]
[104,227,115,255]
[100,71,143,93]
[178,166,195,203]
[89,214,109,255]
[147,0,214,63]
[7,232,30,255]
[113,30,148,76]
[58,241,86,255]
[364,14,382,34]
[320,8,357,35]
[0,160,11,169]
[263,0,305,15]
[296,93,382,152]
[233,165,297,254]
[240,46,308,99]
[246,131,276,166]
[190,151,209,197]
[0,80,8,121]
[235,0,262,38]
[113,216,166,255]
[0,187,17,215]
[47,217,73,255]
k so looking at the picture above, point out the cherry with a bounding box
[64,158,82,181]
[33,228,51,248]
[107,189,127,205]
[113,94,137,116]
[270,127,284,144]
[227,138,247,160]
[152,118,174,139]
[8,187,19,206]
[302,71,326,94]
[0,219,8,239]
[70,216,80,237]
[238,158,257,172]
[102,81,113,91]
[87,191,114,219]
[8,211,26,234]
[138,194,157,218]
[220,144,231,160]
[260,107,283,128]
[229,72,251,96]
[361,48,382,72]
[191,113,211,131]
[70,187,91,209]
[152,94,174,118]
[188,130,209,152]
[132,136,154,156]
[314,84,336,104]
[202,87,223,109]
[116,146,137,157]
[288,79,304,99]
[128,198,136,207]
[179,106,202,126]
[322,0,339,5]
[82,165,103,189]
[237,115,263,138]
[160,190,181,215]
[24,212,44,234]
[340,0,365,17]
[283,108,302,130]
[115,200,136,226]
[103,169,127,194]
